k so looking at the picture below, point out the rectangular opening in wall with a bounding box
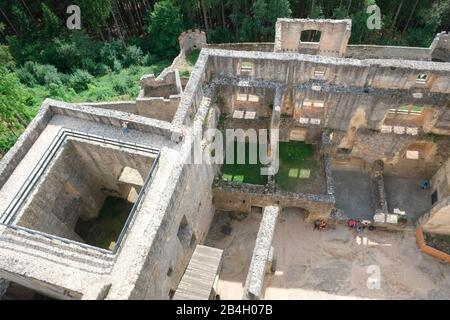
[431,190,438,205]
[313,68,326,79]
[406,150,420,160]
[1,130,160,253]
[416,73,429,84]
[240,61,254,76]
[300,30,322,43]
[389,105,424,116]
[251,206,263,214]
[177,215,191,247]
[302,99,325,108]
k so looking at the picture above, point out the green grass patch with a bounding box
[220,141,267,185]
[275,141,317,192]
[187,49,200,67]
[75,196,134,250]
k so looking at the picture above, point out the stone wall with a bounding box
[178,29,207,56]
[13,138,153,242]
[243,205,279,299]
[430,32,450,62]
[136,96,180,122]
[212,182,334,222]
[114,91,219,300]
[205,43,275,52]
[346,45,431,61]
[274,18,351,57]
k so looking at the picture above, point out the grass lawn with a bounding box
[75,196,134,250]
[220,141,267,185]
[275,141,318,192]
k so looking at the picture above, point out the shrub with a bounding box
[0,45,15,70]
[16,62,62,87]
[147,0,184,58]
[86,85,115,101]
[142,53,156,66]
[122,45,144,67]
[100,40,123,69]
[68,69,94,93]
[81,58,108,76]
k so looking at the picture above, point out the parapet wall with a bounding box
[212,181,334,222]
[275,18,351,57]
[346,45,431,61]
[431,32,450,62]
[178,29,207,56]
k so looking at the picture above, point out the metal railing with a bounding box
[0,128,160,256]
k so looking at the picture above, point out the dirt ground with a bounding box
[205,209,450,300]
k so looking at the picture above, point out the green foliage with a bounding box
[275,142,317,192]
[74,0,112,32]
[220,141,267,185]
[0,67,32,151]
[100,40,124,71]
[68,69,94,93]
[41,3,61,39]
[16,62,62,87]
[122,45,145,67]
[187,49,200,66]
[0,45,15,70]
[148,0,184,58]
[179,69,190,77]
[238,0,291,42]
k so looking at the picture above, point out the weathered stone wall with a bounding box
[346,45,431,61]
[51,102,176,138]
[205,49,450,93]
[81,101,138,114]
[118,93,219,300]
[205,42,275,52]
[136,96,180,122]
[13,138,153,242]
[243,205,279,300]
[430,32,450,62]
[15,142,104,242]
[212,182,334,222]
[178,29,207,56]
[274,19,351,57]
[430,157,450,200]
[421,196,450,235]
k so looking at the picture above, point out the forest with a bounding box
[1,0,449,154]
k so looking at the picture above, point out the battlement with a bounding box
[431,31,450,62]
[178,29,207,56]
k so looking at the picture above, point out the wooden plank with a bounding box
[173,245,223,300]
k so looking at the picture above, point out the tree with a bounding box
[147,0,184,58]
[0,67,31,150]
[41,3,61,39]
[74,0,112,34]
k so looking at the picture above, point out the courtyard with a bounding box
[332,167,374,220]
[275,141,325,194]
[205,208,450,300]
[220,141,268,185]
[384,176,432,222]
